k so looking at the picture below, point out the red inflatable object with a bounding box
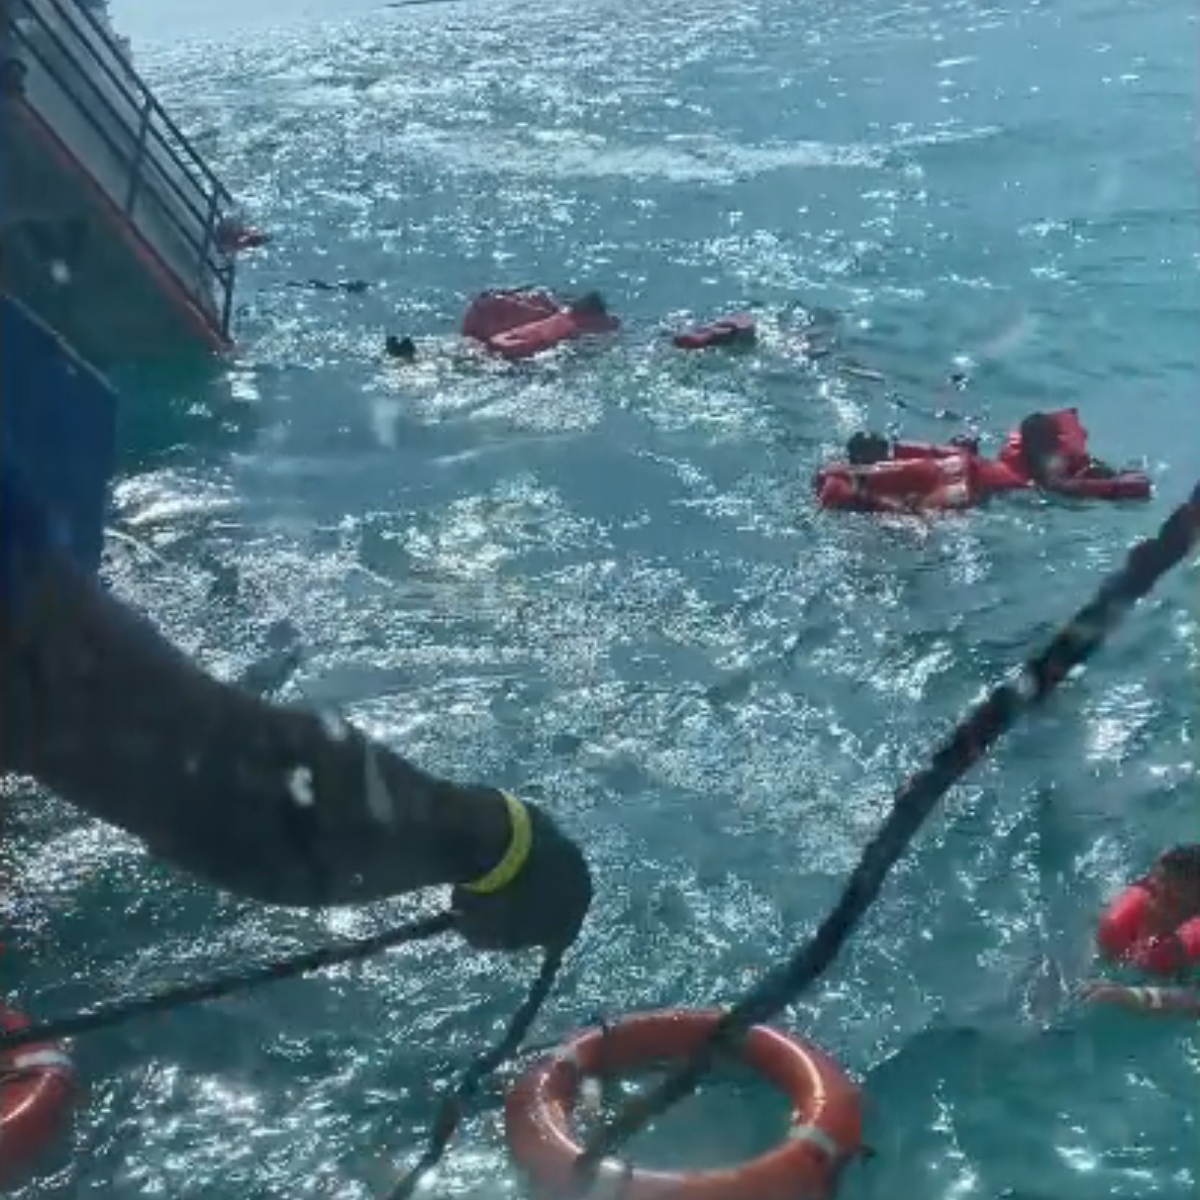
[462,289,559,343]
[673,314,757,350]
[462,290,619,360]
[1097,883,1200,976]
[0,1007,75,1188]
[487,307,619,361]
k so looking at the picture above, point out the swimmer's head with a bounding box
[1018,412,1063,482]
[1150,845,1200,921]
[385,335,416,362]
[847,431,891,466]
[569,291,608,316]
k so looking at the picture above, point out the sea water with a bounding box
[4,0,1197,1195]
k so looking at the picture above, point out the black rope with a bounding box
[575,481,1200,1178]
[385,946,567,1200]
[0,911,455,1052]
[0,911,568,1192]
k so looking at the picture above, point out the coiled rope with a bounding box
[574,480,1200,1181]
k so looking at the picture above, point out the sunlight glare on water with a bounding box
[5,0,1198,1195]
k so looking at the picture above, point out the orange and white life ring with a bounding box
[505,1008,863,1200]
[0,1007,75,1187]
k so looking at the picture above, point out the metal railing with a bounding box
[2,0,237,338]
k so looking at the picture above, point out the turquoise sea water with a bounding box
[4,0,1199,1196]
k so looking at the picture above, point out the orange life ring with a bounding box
[0,1007,75,1187]
[505,1009,863,1200]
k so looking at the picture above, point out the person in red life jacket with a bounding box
[824,409,1150,513]
[672,314,757,351]
[815,448,983,514]
[1080,845,1200,1018]
[1094,845,1200,976]
[999,409,1151,500]
[817,430,1023,514]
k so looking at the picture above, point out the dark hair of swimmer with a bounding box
[385,335,416,361]
[1157,845,1200,883]
[1017,411,1063,485]
[568,291,608,316]
[846,431,891,466]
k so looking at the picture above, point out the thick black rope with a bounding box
[0,909,568,1193]
[576,481,1200,1178]
[385,946,566,1200]
[0,911,455,1052]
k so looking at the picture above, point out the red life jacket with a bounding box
[672,314,756,351]
[1097,882,1200,976]
[892,438,978,460]
[486,307,619,361]
[816,453,981,513]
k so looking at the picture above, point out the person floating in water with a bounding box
[998,410,1128,496]
[1080,845,1200,1017]
[384,334,417,362]
[817,408,1151,514]
[1,294,591,955]
[817,431,1006,514]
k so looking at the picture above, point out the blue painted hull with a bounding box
[2,292,117,594]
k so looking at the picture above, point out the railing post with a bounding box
[219,263,235,339]
[195,185,220,301]
[123,94,152,216]
[14,0,240,339]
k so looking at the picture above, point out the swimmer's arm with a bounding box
[0,553,512,907]
[1080,982,1200,1018]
